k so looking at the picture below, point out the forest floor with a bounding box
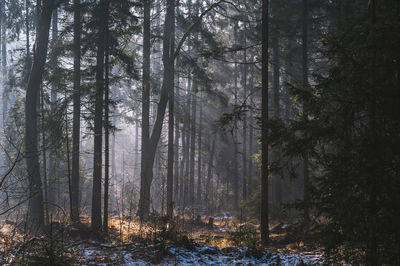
[0,215,325,265]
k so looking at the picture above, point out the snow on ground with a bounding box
[76,242,324,265]
[163,245,323,265]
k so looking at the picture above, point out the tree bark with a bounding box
[272,24,282,205]
[103,22,110,233]
[91,0,109,233]
[196,92,202,204]
[189,78,196,206]
[178,123,185,207]
[174,91,180,205]
[1,0,7,128]
[166,0,176,219]
[242,27,248,201]
[47,6,58,208]
[41,81,49,225]
[206,133,216,212]
[25,0,54,232]
[367,1,378,265]
[138,0,151,220]
[248,59,254,196]
[138,0,217,218]
[71,0,81,224]
[261,0,270,246]
[183,110,190,206]
[232,25,239,211]
[301,0,310,225]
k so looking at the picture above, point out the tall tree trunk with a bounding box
[166,0,176,218]
[301,0,309,225]
[233,27,239,211]
[189,78,196,206]
[178,123,185,207]
[272,25,282,205]
[111,118,116,213]
[138,0,176,219]
[138,0,151,220]
[138,0,215,218]
[242,27,248,201]
[183,75,191,207]
[196,92,202,204]
[173,2,181,207]
[183,116,190,206]
[135,118,139,178]
[261,0,270,245]
[48,6,58,209]
[103,23,110,233]
[71,0,81,224]
[25,0,31,70]
[65,90,73,225]
[174,96,180,205]
[367,1,378,265]
[25,0,54,232]
[91,0,109,233]
[40,83,49,225]
[248,58,254,196]
[1,0,7,128]
[206,133,216,212]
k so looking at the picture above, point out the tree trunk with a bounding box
[242,27,248,201]
[178,123,185,207]
[48,6,58,209]
[301,0,310,225]
[138,0,217,218]
[111,118,116,213]
[1,0,7,128]
[65,90,73,226]
[103,22,110,233]
[233,27,239,211]
[25,0,31,71]
[25,0,54,233]
[135,118,139,178]
[138,0,151,220]
[41,83,49,225]
[272,25,282,205]
[138,0,176,219]
[206,133,216,212]
[189,78,196,206]
[183,116,190,206]
[174,97,180,205]
[196,92,202,204]
[166,0,176,218]
[183,75,191,207]
[261,0,269,245]
[367,1,378,265]
[71,0,81,224]
[248,59,254,196]
[91,0,109,233]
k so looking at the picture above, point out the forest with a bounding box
[0,0,399,265]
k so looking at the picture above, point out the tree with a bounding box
[271,2,282,205]
[25,0,55,232]
[71,0,81,224]
[103,13,111,233]
[138,0,221,219]
[91,0,109,233]
[260,0,269,246]
[137,0,151,220]
[189,76,196,206]
[301,0,309,225]
[166,0,176,219]
[1,0,7,128]
[278,2,400,263]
